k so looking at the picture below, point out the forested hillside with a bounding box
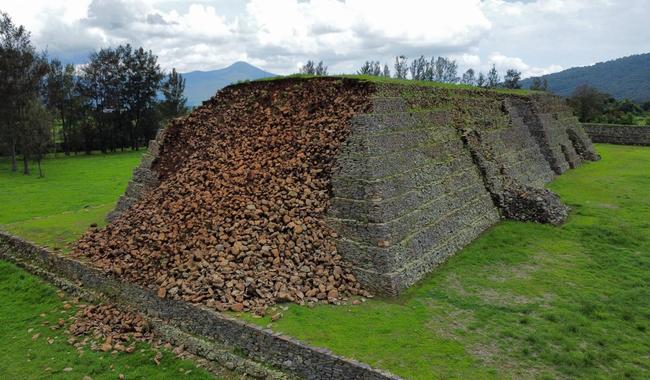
[522,53,650,102]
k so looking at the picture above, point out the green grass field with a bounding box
[239,144,650,379]
[1,151,220,379]
[1,144,649,379]
[0,260,216,379]
[0,151,143,251]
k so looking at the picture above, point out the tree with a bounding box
[160,68,188,120]
[21,98,53,176]
[80,47,121,153]
[486,65,500,88]
[299,60,327,75]
[409,55,428,81]
[432,57,458,83]
[567,85,608,122]
[424,57,435,81]
[358,61,381,76]
[0,12,48,172]
[530,77,548,91]
[642,101,650,112]
[443,59,458,83]
[299,60,315,75]
[476,72,486,88]
[46,59,77,155]
[123,45,163,149]
[461,69,476,86]
[394,56,408,79]
[503,69,522,89]
[616,99,643,115]
[79,44,163,152]
[433,57,445,82]
[315,61,327,75]
[382,64,390,78]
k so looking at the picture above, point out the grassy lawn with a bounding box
[1,151,221,379]
[0,260,216,379]
[238,144,650,379]
[0,151,143,251]
[1,145,649,379]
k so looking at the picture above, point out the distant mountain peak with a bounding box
[229,61,255,68]
[182,62,276,106]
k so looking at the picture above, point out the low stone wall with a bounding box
[583,123,650,146]
[0,232,399,380]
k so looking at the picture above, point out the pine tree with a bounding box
[394,56,408,79]
[503,69,522,89]
[461,69,476,86]
[160,68,188,120]
[486,65,500,88]
[0,12,49,172]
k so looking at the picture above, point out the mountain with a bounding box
[521,53,650,102]
[182,62,276,106]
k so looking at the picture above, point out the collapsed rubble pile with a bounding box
[68,304,153,352]
[75,78,373,313]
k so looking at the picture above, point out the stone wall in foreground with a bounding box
[583,123,650,146]
[328,88,600,295]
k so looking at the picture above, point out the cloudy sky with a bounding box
[2,0,649,77]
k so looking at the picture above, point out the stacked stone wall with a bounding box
[512,95,599,174]
[327,88,599,295]
[583,123,650,146]
[327,97,499,295]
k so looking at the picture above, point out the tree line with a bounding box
[568,84,650,125]
[300,55,530,90]
[0,12,188,176]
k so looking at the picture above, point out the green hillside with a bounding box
[522,53,650,102]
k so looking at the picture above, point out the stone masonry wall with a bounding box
[327,97,500,295]
[583,123,650,146]
[327,87,599,295]
[512,94,600,174]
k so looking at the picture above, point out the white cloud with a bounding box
[2,0,649,76]
[487,53,563,78]
[478,0,650,73]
